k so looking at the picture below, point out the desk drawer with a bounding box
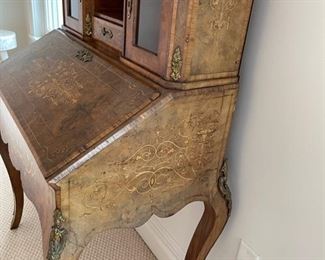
[93,17,124,52]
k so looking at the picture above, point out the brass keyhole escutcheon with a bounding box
[101,27,113,39]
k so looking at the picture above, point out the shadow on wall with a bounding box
[219,0,324,259]
[227,0,268,214]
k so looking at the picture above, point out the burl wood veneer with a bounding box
[0,0,254,259]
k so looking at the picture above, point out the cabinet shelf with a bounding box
[94,0,124,26]
[94,10,123,26]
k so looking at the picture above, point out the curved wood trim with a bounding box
[0,134,24,230]
[186,160,232,260]
[0,98,57,257]
[58,195,211,259]
[121,57,239,90]
[185,193,229,260]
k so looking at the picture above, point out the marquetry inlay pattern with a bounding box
[28,59,84,106]
[53,88,237,258]
[0,31,159,178]
[209,0,238,32]
[0,0,254,256]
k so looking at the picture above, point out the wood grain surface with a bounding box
[55,86,237,258]
[0,98,57,257]
[0,30,160,179]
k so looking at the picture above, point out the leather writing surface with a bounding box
[0,30,159,178]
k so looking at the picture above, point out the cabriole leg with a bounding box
[185,161,232,260]
[0,136,24,229]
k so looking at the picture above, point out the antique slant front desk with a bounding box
[0,0,253,259]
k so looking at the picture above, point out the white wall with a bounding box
[0,0,62,54]
[0,0,29,52]
[138,1,325,259]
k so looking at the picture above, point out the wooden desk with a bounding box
[0,30,235,259]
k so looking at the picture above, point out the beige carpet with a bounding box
[0,158,156,260]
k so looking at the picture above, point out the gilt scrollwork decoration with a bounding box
[84,13,92,37]
[218,159,232,216]
[75,49,93,63]
[82,140,197,210]
[47,209,68,260]
[170,46,182,81]
[124,141,197,194]
[79,104,223,211]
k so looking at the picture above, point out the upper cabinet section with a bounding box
[184,0,253,82]
[123,0,253,89]
[94,0,124,26]
[62,0,254,90]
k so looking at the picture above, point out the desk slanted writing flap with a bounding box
[0,30,160,179]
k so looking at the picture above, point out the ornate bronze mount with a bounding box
[170,46,182,81]
[47,209,68,260]
[218,160,232,216]
[127,0,133,19]
[76,49,93,63]
[84,13,92,37]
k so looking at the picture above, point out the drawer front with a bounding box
[93,17,124,51]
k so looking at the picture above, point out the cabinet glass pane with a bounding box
[136,0,162,54]
[70,0,80,19]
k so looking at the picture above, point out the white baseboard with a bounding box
[136,216,186,260]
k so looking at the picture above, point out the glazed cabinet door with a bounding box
[124,0,173,76]
[64,0,83,34]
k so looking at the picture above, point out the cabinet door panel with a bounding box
[64,0,83,34]
[136,0,162,54]
[70,0,80,19]
[125,0,173,77]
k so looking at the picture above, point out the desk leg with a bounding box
[186,161,231,260]
[0,138,24,229]
[185,197,229,260]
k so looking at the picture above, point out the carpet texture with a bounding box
[0,158,156,260]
